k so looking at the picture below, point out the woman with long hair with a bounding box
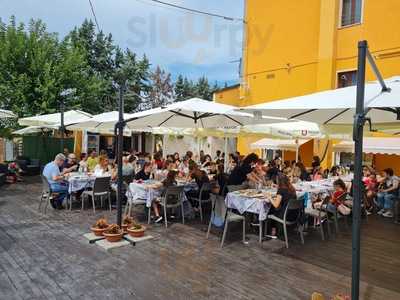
[268,174,298,238]
[227,153,259,185]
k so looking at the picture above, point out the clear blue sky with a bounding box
[1,0,245,85]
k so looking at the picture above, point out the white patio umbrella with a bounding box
[123,98,285,129]
[333,137,400,155]
[240,76,400,130]
[250,138,309,162]
[18,110,93,126]
[13,125,58,135]
[0,109,16,119]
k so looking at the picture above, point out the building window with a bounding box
[338,70,357,88]
[340,0,363,27]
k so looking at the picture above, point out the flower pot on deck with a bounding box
[127,225,146,238]
[103,231,124,243]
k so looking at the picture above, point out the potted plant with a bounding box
[90,218,109,236]
[127,222,146,238]
[121,215,135,233]
[103,224,124,242]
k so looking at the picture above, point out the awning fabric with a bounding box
[250,138,309,151]
[333,137,400,155]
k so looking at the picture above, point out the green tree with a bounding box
[174,75,185,102]
[194,76,212,100]
[140,66,173,110]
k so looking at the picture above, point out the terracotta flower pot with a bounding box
[122,223,133,233]
[127,226,146,238]
[91,227,108,236]
[103,231,123,243]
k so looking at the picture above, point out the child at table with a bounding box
[151,170,178,223]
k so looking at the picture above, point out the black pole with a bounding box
[116,84,125,227]
[60,98,65,152]
[352,40,367,300]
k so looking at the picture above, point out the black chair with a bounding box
[160,185,186,228]
[265,198,305,249]
[82,176,111,213]
[188,183,212,222]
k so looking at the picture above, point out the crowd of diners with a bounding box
[42,148,399,226]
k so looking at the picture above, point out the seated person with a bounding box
[312,167,324,181]
[135,162,152,181]
[122,156,135,177]
[186,168,210,210]
[363,171,377,213]
[63,153,78,171]
[201,155,212,168]
[93,155,112,177]
[208,162,218,175]
[42,153,73,209]
[247,159,267,188]
[87,150,99,172]
[79,153,88,172]
[178,159,189,177]
[293,162,310,182]
[268,174,298,237]
[173,152,180,163]
[150,170,178,223]
[214,164,228,195]
[377,168,399,218]
[228,153,259,186]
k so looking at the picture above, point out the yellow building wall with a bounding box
[215,0,400,167]
[213,85,241,106]
[374,154,400,175]
[237,136,262,158]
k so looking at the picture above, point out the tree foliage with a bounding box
[0,16,220,125]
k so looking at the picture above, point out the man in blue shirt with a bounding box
[42,153,74,209]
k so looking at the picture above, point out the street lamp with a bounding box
[59,88,76,152]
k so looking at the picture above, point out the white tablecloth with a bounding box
[67,175,96,193]
[225,191,272,221]
[127,180,196,208]
[225,188,308,221]
[128,181,161,208]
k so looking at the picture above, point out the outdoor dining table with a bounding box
[225,188,277,243]
[127,179,197,208]
[66,173,96,194]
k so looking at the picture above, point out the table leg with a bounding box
[259,220,263,243]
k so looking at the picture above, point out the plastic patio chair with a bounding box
[82,176,111,213]
[38,175,59,214]
[188,182,212,222]
[265,198,305,249]
[206,194,246,248]
[160,185,185,228]
[124,184,150,224]
[305,197,331,241]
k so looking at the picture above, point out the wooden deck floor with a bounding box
[0,177,399,300]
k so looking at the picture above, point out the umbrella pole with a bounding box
[151,134,155,159]
[224,137,228,173]
[60,98,64,152]
[162,135,167,158]
[351,40,368,300]
[116,84,125,227]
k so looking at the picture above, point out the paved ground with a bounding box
[0,177,399,300]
